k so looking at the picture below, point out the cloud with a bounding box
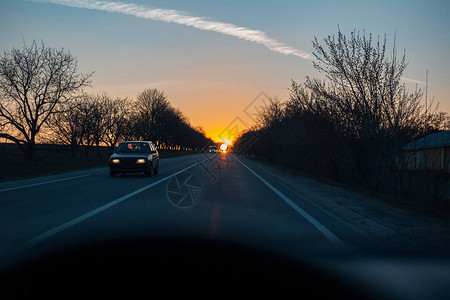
[401,77,426,85]
[35,0,311,60]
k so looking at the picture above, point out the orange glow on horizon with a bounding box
[166,89,265,146]
[206,127,240,145]
[91,84,268,146]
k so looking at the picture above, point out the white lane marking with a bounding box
[23,158,209,248]
[234,155,344,246]
[0,174,102,193]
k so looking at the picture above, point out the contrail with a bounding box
[35,0,311,60]
[401,77,426,85]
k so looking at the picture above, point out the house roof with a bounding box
[403,131,450,151]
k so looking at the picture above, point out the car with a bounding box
[109,141,159,177]
[208,146,217,153]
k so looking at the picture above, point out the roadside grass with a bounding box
[0,143,195,181]
[244,155,450,220]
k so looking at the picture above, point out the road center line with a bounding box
[234,155,344,246]
[23,158,210,248]
[0,174,99,193]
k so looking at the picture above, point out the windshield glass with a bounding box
[117,142,150,153]
[1,1,450,299]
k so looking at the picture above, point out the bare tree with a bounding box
[135,88,171,142]
[46,95,92,157]
[80,96,101,157]
[235,29,448,201]
[304,29,445,188]
[100,96,130,153]
[0,40,92,160]
[304,29,439,145]
[256,96,285,129]
[90,94,107,156]
[114,87,212,151]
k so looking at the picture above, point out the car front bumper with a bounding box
[109,159,150,173]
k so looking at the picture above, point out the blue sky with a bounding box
[1,0,449,140]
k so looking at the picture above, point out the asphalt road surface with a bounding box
[0,153,378,254]
[1,153,450,299]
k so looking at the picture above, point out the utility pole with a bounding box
[425,69,428,117]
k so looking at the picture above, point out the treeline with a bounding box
[0,40,212,160]
[234,29,449,206]
[47,88,212,157]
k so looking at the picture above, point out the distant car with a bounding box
[208,146,217,153]
[109,141,159,177]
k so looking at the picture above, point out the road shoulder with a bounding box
[240,156,450,249]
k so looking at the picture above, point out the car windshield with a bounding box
[1,1,450,299]
[116,142,150,153]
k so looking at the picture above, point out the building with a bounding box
[403,131,450,171]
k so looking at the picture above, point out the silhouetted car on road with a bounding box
[109,141,159,177]
[208,146,217,153]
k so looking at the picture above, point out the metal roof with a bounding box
[403,131,450,151]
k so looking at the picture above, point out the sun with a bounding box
[220,143,228,152]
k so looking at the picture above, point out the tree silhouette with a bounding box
[0,40,92,160]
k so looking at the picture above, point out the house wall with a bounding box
[404,146,450,171]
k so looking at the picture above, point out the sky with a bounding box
[1,0,450,142]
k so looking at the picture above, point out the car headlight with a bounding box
[136,159,146,164]
[111,159,120,164]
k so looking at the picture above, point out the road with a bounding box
[0,153,448,254]
[1,153,450,299]
[0,153,369,254]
